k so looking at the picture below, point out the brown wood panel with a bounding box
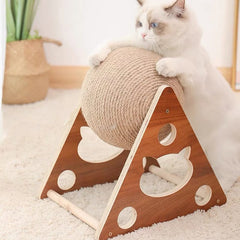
[40,109,129,199]
[97,86,226,240]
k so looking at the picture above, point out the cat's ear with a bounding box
[137,0,145,6]
[165,0,185,18]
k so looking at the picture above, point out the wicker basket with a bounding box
[3,39,50,104]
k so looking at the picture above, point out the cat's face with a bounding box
[135,0,194,52]
[135,7,169,43]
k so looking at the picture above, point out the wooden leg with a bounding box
[47,190,99,230]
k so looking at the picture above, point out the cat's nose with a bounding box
[142,33,147,39]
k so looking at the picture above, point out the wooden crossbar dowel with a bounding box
[149,165,206,199]
[149,165,181,185]
[47,190,99,230]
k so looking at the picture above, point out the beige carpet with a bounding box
[0,88,240,240]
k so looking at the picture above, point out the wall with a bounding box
[32,0,235,67]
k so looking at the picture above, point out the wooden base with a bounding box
[40,86,226,240]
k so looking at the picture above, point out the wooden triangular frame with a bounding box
[40,85,226,240]
[40,106,130,199]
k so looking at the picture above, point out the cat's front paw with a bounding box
[89,47,112,67]
[156,58,179,78]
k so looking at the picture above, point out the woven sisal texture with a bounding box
[81,47,183,150]
[3,39,50,104]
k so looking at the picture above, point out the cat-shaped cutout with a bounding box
[78,126,123,163]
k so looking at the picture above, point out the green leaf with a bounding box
[14,0,26,40]
[6,0,40,42]
[10,0,16,22]
[22,0,39,40]
[6,0,16,42]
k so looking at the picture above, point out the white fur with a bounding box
[89,0,240,192]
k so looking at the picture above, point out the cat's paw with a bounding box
[156,58,179,78]
[89,47,112,67]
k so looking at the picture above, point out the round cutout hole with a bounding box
[195,185,212,206]
[57,170,76,190]
[117,207,137,229]
[159,124,177,146]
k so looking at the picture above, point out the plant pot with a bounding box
[3,39,50,104]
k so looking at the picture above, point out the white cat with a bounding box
[89,0,240,192]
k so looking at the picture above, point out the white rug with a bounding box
[0,89,240,240]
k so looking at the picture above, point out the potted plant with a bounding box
[3,0,61,104]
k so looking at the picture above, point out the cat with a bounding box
[89,0,240,193]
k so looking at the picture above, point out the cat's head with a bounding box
[135,0,201,54]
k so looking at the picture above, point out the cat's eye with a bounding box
[136,21,143,28]
[151,22,159,28]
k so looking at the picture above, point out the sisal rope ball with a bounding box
[81,47,183,150]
